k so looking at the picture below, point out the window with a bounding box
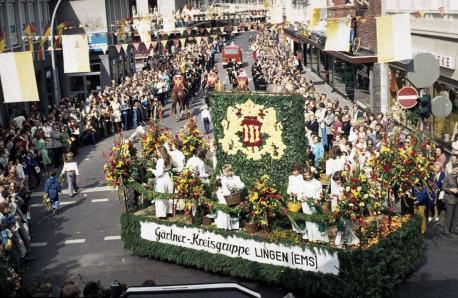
[43,3,50,24]
[0,4,5,48]
[7,4,17,45]
[36,2,43,33]
[27,3,35,28]
[19,3,26,32]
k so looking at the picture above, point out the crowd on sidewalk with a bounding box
[0,37,220,289]
[249,29,458,240]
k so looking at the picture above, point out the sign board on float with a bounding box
[140,221,340,275]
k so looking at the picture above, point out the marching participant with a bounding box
[236,70,249,91]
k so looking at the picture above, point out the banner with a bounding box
[308,8,324,31]
[88,32,109,53]
[62,35,90,73]
[0,52,39,103]
[138,19,151,43]
[136,0,149,17]
[324,18,351,52]
[376,13,412,63]
[140,221,340,275]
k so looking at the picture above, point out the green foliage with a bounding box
[121,213,424,298]
[210,92,308,194]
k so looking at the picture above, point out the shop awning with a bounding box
[284,28,378,64]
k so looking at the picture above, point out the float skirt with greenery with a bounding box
[121,212,424,298]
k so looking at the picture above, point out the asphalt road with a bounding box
[23,32,458,298]
[24,32,288,298]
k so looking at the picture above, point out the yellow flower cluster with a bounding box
[219,100,286,161]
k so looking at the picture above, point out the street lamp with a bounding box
[50,0,64,104]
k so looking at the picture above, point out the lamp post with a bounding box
[50,0,64,104]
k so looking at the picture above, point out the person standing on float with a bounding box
[150,146,174,218]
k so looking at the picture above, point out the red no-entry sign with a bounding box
[397,86,419,109]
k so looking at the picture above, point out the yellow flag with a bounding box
[309,8,321,30]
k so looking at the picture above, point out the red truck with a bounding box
[222,45,243,68]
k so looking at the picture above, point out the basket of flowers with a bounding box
[287,194,302,212]
[224,187,241,206]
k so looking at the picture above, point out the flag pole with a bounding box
[50,0,64,105]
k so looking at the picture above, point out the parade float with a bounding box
[107,93,428,297]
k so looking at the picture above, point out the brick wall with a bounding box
[327,0,381,53]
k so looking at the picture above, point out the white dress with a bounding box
[329,179,359,246]
[186,156,208,179]
[221,175,245,192]
[152,158,174,218]
[301,179,329,243]
[287,175,304,197]
[111,102,122,122]
[169,149,185,173]
[215,188,240,230]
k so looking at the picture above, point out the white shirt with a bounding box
[16,164,26,179]
[13,116,26,129]
[301,178,322,200]
[201,109,211,120]
[221,175,245,192]
[61,161,79,175]
[326,158,345,176]
[186,156,208,178]
[170,150,186,173]
[287,175,304,197]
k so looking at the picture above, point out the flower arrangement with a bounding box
[246,175,284,226]
[336,167,383,226]
[41,194,51,211]
[141,122,172,158]
[173,169,205,216]
[103,139,137,187]
[176,127,207,159]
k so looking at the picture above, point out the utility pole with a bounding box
[50,0,64,104]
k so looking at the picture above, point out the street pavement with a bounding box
[23,32,288,297]
[23,31,458,298]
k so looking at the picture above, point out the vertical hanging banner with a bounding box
[376,13,412,63]
[0,52,39,103]
[308,8,323,30]
[137,0,149,17]
[324,18,352,52]
[69,0,108,53]
[138,19,152,43]
[62,35,90,73]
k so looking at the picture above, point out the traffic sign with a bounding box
[397,86,419,109]
[431,95,453,118]
[406,53,440,88]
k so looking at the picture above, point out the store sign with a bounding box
[140,221,340,275]
[88,32,109,52]
[413,48,456,70]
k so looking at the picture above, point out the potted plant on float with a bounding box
[244,175,284,233]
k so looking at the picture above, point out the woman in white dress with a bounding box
[215,177,241,230]
[111,97,122,132]
[150,146,174,218]
[186,149,208,180]
[330,171,359,247]
[301,168,329,243]
[287,164,304,199]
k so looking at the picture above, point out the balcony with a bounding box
[385,0,458,13]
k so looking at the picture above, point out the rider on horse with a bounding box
[171,72,187,121]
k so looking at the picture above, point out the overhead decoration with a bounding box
[62,35,90,73]
[0,52,39,103]
[376,13,412,63]
[24,23,37,52]
[324,18,352,52]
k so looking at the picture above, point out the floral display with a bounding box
[220,99,286,161]
[173,169,205,215]
[336,167,383,226]
[246,175,284,226]
[104,139,137,187]
[176,127,207,159]
[141,122,172,158]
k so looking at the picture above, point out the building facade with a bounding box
[284,0,382,110]
[385,0,458,146]
[0,0,53,124]
[52,0,134,100]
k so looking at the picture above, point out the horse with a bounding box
[171,76,187,121]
